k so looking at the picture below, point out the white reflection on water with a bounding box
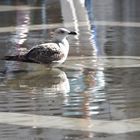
[5,6,30,74]
[11,6,30,46]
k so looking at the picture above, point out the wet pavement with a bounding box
[0,0,140,140]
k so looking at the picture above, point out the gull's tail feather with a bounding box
[2,55,23,61]
[1,55,36,63]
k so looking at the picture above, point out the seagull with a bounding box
[2,28,77,66]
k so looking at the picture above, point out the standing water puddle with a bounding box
[0,56,140,120]
[0,0,140,139]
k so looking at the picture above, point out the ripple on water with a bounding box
[62,56,140,119]
[0,56,140,120]
[65,56,140,70]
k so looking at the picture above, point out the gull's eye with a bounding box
[59,30,65,34]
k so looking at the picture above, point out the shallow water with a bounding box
[0,0,140,140]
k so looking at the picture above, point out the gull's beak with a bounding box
[68,31,77,35]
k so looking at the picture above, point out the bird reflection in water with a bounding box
[4,68,70,115]
[5,68,70,94]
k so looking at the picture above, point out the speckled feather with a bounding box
[26,43,64,64]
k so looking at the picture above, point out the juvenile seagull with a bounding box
[3,28,77,66]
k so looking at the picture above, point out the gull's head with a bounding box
[53,28,77,41]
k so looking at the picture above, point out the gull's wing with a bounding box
[25,43,64,64]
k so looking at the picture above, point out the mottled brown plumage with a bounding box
[25,43,64,64]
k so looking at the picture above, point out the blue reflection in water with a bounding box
[64,66,106,119]
[85,0,97,54]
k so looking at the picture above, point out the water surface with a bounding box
[0,0,140,140]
